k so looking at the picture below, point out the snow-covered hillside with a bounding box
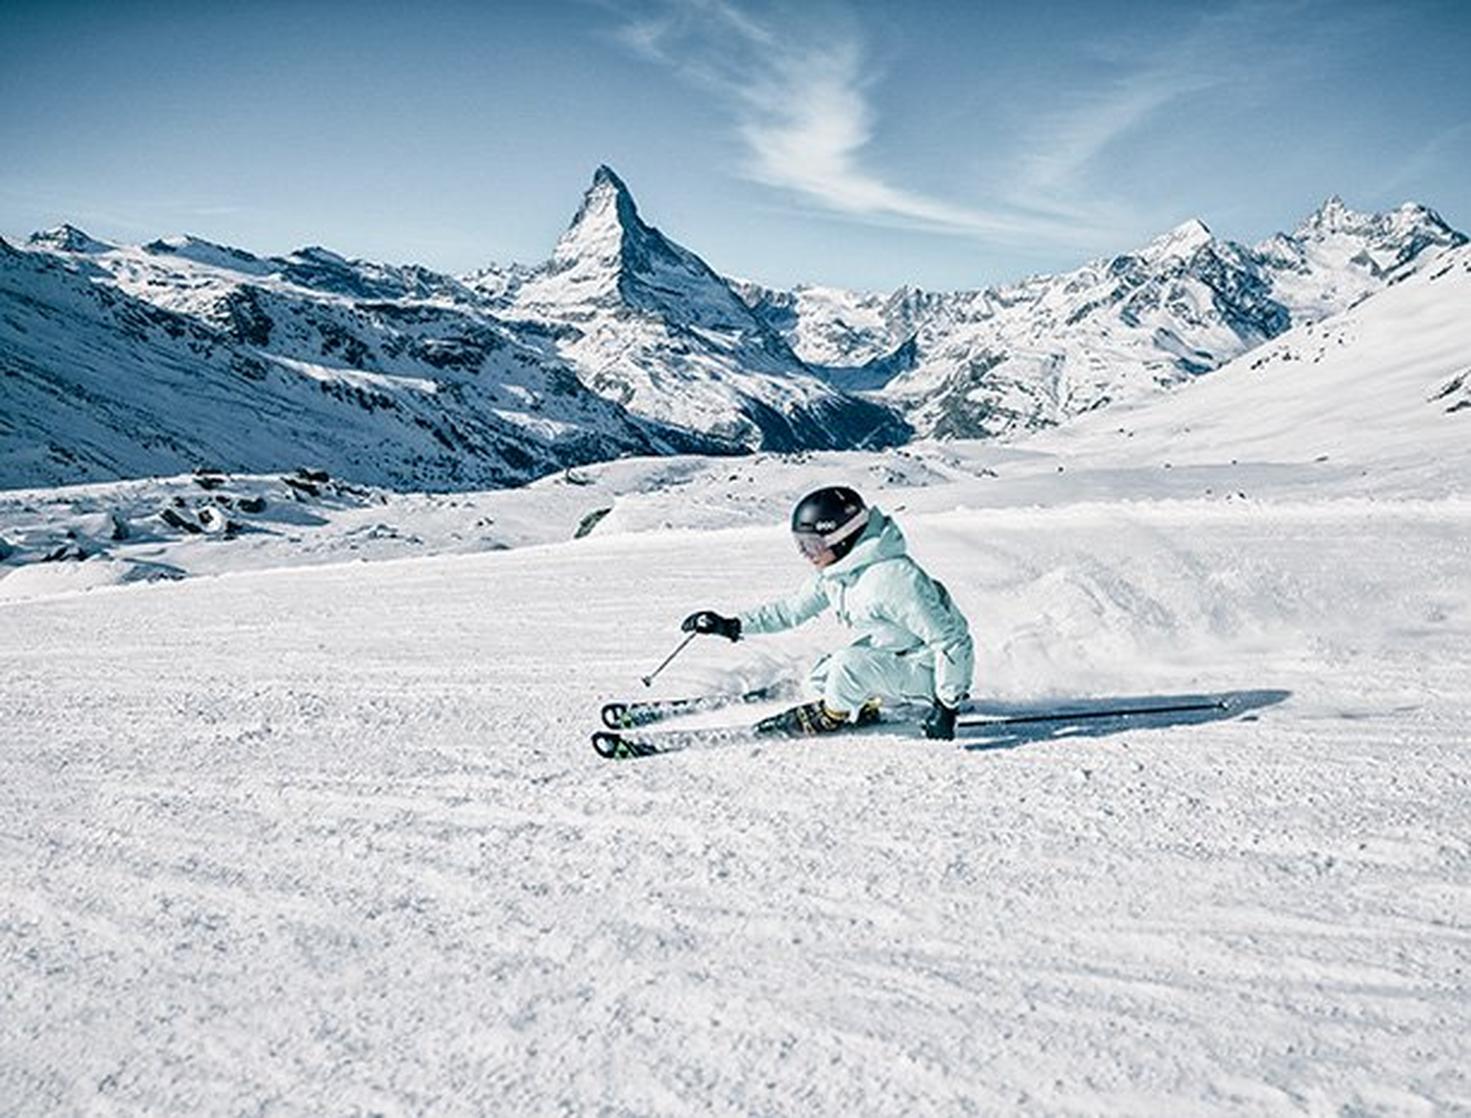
[1029,248,1471,496]
[0,229,726,491]
[3,225,1469,1112]
[739,197,1465,440]
[5,471,1470,1113]
[0,168,914,493]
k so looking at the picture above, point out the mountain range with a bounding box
[1,168,1463,490]
[737,195,1465,438]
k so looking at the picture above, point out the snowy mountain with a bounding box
[498,167,909,451]
[738,197,1466,439]
[0,226,729,490]
[1031,242,1471,498]
[3,177,1462,494]
[0,169,912,492]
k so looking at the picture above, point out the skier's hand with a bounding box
[922,699,958,740]
[682,610,742,642]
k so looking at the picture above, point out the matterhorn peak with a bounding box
[561,165,643,251]
[537,164,674,297]
[590,163,632,196]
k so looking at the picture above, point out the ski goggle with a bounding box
[793,507,869,561]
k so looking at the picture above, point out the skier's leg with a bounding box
[757,648,936,737]
[805,653,833,698]
[821,646,935,716]
[754,650,885,737]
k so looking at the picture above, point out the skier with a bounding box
[682,486,974,739]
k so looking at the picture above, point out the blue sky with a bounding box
[2,0,1467,290]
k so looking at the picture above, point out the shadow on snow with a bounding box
[957,689,1291,753]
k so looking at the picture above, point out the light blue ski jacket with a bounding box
[737,509,974,705]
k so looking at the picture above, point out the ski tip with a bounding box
[591,731,659,760]
[600,703,630,729]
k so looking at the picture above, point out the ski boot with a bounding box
[755,700,851,738]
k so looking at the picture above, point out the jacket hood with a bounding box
[820,507,906,580]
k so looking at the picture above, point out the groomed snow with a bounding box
[4,493,1469,1114]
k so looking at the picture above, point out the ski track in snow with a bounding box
[3,501,1470,1115]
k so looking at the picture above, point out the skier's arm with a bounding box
[737,576,829,635]
[887,562,974,706]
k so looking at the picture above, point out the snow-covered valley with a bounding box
[4,246,1470,1113]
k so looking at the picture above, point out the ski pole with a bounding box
[641,631,697,688]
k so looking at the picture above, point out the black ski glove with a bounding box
[922,699,958,740]
[682,610,742,642]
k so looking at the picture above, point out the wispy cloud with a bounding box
[1009,0,1379,227]
[605,0,1126,246]
[604,0,1323,253]
[983,2,1333,239]
[1017,78,1209,198]
[1378,121,1471,199]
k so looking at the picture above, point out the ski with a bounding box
[593,697,1234,759]
[592,708,907,759]
[592,724,758,759]
[599,681,797,730]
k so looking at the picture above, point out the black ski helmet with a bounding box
[791,486,868,564]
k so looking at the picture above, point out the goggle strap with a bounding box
[820,508,869,546]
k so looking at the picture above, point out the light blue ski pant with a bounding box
[809,644,937,714]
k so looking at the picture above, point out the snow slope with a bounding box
[739,198,1465,440]
[3,247,1470,1113]
[1028,243,1471,495]
[0,233,720,491]
[3,490,1467,1114]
